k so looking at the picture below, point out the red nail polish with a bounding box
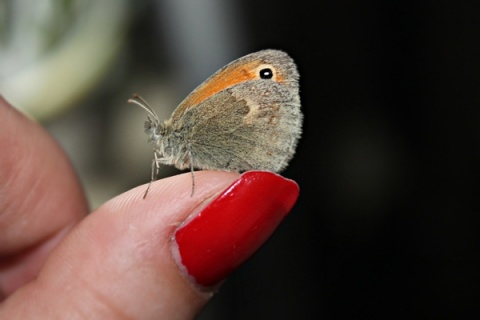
[173,171,299,287]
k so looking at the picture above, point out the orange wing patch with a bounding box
[172,60,260,119]
[184,61,259,107]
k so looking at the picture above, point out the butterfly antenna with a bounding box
[128,94,160,123]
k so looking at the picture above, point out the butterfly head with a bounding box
[128,94,166,144]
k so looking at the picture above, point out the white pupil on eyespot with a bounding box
[260,68,273,79]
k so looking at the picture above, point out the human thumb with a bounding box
[0,171,298,319]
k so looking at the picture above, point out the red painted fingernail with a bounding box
[173,171,299,287]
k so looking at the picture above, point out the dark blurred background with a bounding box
[2,0,479,318]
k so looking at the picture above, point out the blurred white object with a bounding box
[0,0,128,120]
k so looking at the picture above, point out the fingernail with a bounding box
[172,171,299,287]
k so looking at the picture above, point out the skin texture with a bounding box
[0,97,241,319]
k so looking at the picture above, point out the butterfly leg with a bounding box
[143,150,161,199]
[188,148,195,197]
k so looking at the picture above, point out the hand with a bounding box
[0,97,299,319]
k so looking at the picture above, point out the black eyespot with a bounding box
[259,68,274,79]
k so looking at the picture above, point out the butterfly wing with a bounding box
[179,80,302,172]
[162,49,302,172]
